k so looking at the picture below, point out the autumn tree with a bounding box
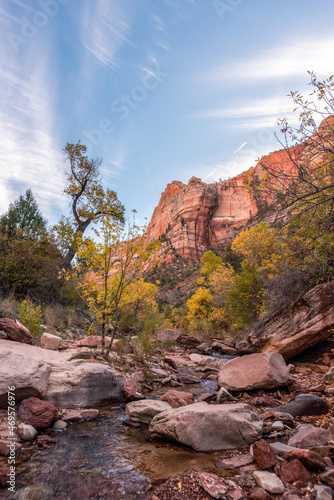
[72,215,159,352]
[55,142,125,268]
[247,72,334,242]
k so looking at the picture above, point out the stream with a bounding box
[6,362,232,500]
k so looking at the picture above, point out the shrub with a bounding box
[18,299,43,340]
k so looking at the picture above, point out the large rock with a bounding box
[248,280,334,359]
[126,400,173,425]
[157,329,181,343]
[252,471,285,494]
[218,353,291,392]
[40,332,62,350]
[280,459,312,486]
[19,397,58,429]
[0,317,33,344]
[0,351,51,407]
[288,424,333,449]
[149,402,262,452]
[270,394,329,417]
[45,362,125,408]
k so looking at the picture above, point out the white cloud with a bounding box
[204,36,334,83]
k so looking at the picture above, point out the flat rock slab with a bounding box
[217,453,254,469]
[253,471,285,494]
[218,352,291,392]
[149,402,262,452]
[199,472,227,498]
[126,400,172,425]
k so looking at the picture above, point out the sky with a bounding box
[1,0,334,226]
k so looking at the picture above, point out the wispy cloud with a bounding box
[204,36,334,83]
[0,4,67,223]
[79,0,133,69]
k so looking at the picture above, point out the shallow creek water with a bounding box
[8,364,233,499]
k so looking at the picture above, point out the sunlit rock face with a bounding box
[146,145,303,262]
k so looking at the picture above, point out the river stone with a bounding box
[218,353,291,392]
[17,423,38,441]
[52,420,67,430]
[252,471,285,494]
[270,394,329,417]
[62,409,99,422]
[19,397,58,429]
[199,472,228,498]
[45,362,125,408]
[288,424,333,449]
[149,402,262,452]
[126,400,173,425]
[0,351,51,407]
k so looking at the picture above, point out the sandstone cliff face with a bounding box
[248,280,334,360]
[146,147,302,262]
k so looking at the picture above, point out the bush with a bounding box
[18,299,43,340]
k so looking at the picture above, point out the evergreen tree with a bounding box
[0,189,47,238]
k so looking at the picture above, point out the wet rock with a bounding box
[36,435,56,449]
[253,471,285,494]
[218,353,291,392]
[280,459,312,486]
[19,397,58,429]
[217,453,254,469]
[159,389,194,408]
[249,487,270,500]
[216,386,237,403]
[122,371,144,400]
[62,409,99,422]
[45,362,125,407]
[0,317,33,344]
[270,394,329,417]
[150,402,262,452]
[288,424,333,449]
[52,420,67,430]
[0,440,22,456]
[17,423,38,441]
[40,332,62,350]
[312,484,333,499]
[0,467,10,487]
[283,448,327,471]
[199,472,228,498]
[211,341,237,356]
[196,391,217,403]
[125,400,172,425]
[270,442,294,456]
[0,351,51,407]
[252,439,278,469]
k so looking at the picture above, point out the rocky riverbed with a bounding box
[1,321,334,498]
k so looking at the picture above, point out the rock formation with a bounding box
[146,145,303,262]
[248,280,334,359]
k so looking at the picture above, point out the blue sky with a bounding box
[1,0,334,226]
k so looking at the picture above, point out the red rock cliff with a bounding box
[146,117,333,262]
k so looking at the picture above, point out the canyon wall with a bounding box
[146,147,302,262]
